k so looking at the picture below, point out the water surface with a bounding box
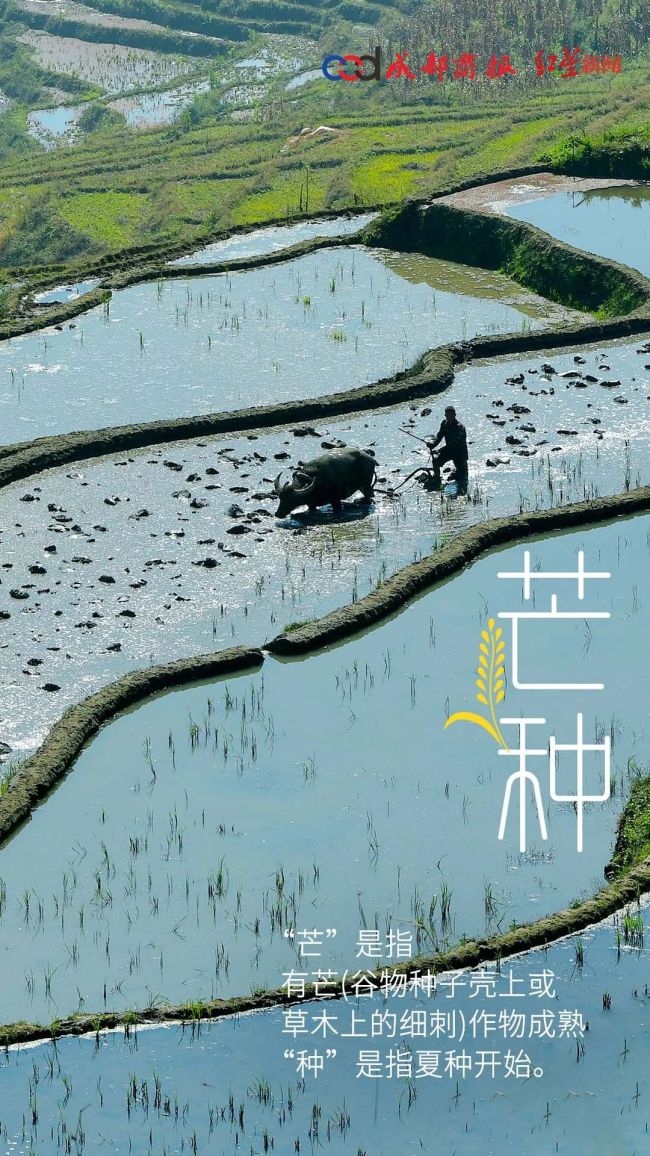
[27,103,84,147]
[109,77,210,126]
[1,908,649,1154]
[0,246,573,442]
[169,213,379,266]
[0,515,645,1022]
[0,337,647,753]
[285,67,323,90]
[33,278,101,304]
[505,184,650,277]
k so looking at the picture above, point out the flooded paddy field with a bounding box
[504,183,650,278]
[27,79,212,145]
[2,907,648,1154]
[21,27,318,145]
[0,336,647,753]
[32,279,101,304]
[0,190,648,1152]
[0,513,646,1022]
[17,30,199,94]
[108,78,211,129]
[26,103,85,148]
[285,66,323,90]
[169,213,379,266]
[0,246,578,442]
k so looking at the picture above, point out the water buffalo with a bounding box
[274,447,377,517]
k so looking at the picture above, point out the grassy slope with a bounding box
[0,58,647,264]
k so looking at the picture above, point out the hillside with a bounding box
[0,0,646,267]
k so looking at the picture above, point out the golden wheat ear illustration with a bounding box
[444,617,508,748]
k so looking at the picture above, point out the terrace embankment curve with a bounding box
[1,488,650,1045]
[362,196,650,317]
[9,158,645,296]
[0,645,263,847]
[4,167,552,301]
[0,170,649,486]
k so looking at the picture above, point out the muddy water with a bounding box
[377,250,581,323]
[504,183,650,277]
[0,514,645,1022]
[169,213,379,265]
[0,337,646,754]
[0,246,576,442]
[1,906,647,1154]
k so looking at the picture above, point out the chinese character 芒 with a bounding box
[295,928,324,957]
[497,550,610,690]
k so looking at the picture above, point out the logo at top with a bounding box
[322,47,381,81]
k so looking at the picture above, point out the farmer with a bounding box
[425,406,468,492]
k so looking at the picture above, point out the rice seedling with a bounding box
[574,938,585,969]
[440,881,453,938]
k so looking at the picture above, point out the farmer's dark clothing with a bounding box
[427,418,468,490]
[429,418,468,457]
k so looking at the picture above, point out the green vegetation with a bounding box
[0,760,17,797]
[231,169,327,224]
[366,192,648,316]
[0,35,42,104]
[65,0,408,42]
[351,149,440,202]
[0,73,646,267]
[0,190,92,264]
[77,102,125,134]
[12,0,645,52]
[0,4,97,103]
[400,0,648,61]
[0,0,645,267]
[59,190,150,248]
[608,768,650,876]
[0,108,37,164]
[543,123,650,178]
[283,618,317,633]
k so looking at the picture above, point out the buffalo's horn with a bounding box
[295,474,316,495]
[274,472,283,494]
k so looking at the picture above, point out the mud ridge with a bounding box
[0,494,649,1044]
[0,645,263,850]
[2,303,650,488]
[268,487,650,654]
[0,854,648,1048]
